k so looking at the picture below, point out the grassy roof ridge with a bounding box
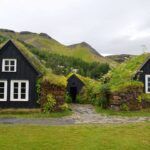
[67,73,101,92]
[13,40,68,87]
[0,39,67,87]
[108,53,150,91]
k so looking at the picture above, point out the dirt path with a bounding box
[70,104,150,124]
[0,104,150,125]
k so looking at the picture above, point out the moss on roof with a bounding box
[0,39,67,87]
[108,53,150,92]
[67,73,101,94]
[42,72,67,87]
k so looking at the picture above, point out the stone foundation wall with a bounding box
[110,87,143,111]
[141,100,150,109]
[40,80,66,111]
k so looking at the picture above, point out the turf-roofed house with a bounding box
[67,74,84,103]
[108,53,150,111]
[133,56,150,94]
[0,40,41,108]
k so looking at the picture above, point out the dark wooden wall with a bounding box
[135,59,150,92]
[0,41,39,108]
[67,75,84,94]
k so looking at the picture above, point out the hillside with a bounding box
[0,30,112,79]
[0,29,116,65]
[106,54,135,63]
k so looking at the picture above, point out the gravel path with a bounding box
[0,104,150,125]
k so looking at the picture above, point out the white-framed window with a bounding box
[10,80,29,101]
[0,80,7,101]
[2,59,17,72]
[145,75,150,93]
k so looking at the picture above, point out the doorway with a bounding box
[70,87,77,103]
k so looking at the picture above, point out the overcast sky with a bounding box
[0,0,150,55]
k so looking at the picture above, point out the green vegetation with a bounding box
[67,73,102,105]
[0,123,149,150]
[0,30,117,65]
[141,93,150,102]
[96,84,110,108]
[0,35,8,44]
[0,109,72,118]
[43,94,57,112]
[28,44,110,79]
[106,54,134,63]
[96,107,150,117]
[0,38,67,87]
[105,53,150,92]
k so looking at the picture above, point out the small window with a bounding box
[0,80,7,101]
[10,80,29,101]
[2,59,17,72]
[145,75,150,93]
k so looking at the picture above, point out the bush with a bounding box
[137,95,142,103]
[96,84,110,109]
[43,94,56,113]
[59,103,69,111]
[65,93,72,103]
[76,94,85,104]
[141,94,150,102]
[120,103,129,111]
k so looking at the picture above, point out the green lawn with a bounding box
[96,107,150,117]
[0,122,149,150]
[0,109,72,118]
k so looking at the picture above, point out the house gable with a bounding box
[134,57,150,93]
[0,40,40,76]
[67,74,84,103]
[0,40,40,108]
[67,74,84,87]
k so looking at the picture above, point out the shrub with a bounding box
[97,84,110,109]
[59,103,69,111]
[120,103,129,111]
[137,95,142,103]
[43,94,56,113]
[76,88,95,104]
[65,93,72,103]
[141,94,150,102]
[76,94,85,104]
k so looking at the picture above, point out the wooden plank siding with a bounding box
[0,41,40,108]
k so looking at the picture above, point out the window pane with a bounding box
[21,94,26,99]
[14,88,18,93]
[148,78,150,82]
[21,88,25,93]
[0,83,4,87]
[5,61,9,65]
[21,83,26,88]
[0,94,4,99]
[14,83,18,88]
[14,94,18,99]
[5,66,9,71]
[0,88,4,93]
[10,61,15,65]
[10,66,15,71]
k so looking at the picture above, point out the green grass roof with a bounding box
[67,73,101,94]
[0,39,67,87]
[0,39,100,89]
[108,53,149,92]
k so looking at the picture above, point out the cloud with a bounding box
[0,0,150,55]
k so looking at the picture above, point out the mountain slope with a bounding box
[106,54,135,63]
[0,29,116,66]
